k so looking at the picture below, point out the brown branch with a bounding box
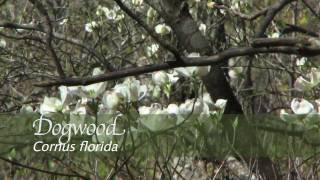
[34,38,320,87]
[301,0,320,21]
[251,37,311,47]
[28,0,66,78]
[0,31,43,42]
[214,4,268,21]
[255,0,296,37]
[0,156,89,179]
[281,24,319,37]
[0,22,116,71]
[0,22,38,31]
[113,0,184,63]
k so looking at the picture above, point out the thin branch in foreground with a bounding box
[0,156,89,180]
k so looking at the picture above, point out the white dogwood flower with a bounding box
[174,67,197,77]
[152,71,169,86]
[58,86,75,106]
[167,72,179,84]
[85,21,99,32]
[166,104,179,115]
[96,6,118,20]
[291,98,314,114]
[203,93,214,107]
[199,23,206,34]
[59,19,68,25]
[78,68,107,98]
[296,57,307,66]
[294,76,313,91]
[155,23,171,35]
[146,43,159,56]
[175,66,210,77]
[132,0,143,6]
[215,99,227,109]
[138,103,177,132]
[102,91,122,110]
[105,8,117,20]
[114,77,147,102]
[179,99,209,115]
[0,39,6,48]
[39,97,63,115]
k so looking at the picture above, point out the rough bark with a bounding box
[146,0,243,114]
[145,0,279,179]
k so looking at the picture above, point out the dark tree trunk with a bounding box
[145,0,279,179]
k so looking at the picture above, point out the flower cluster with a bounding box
[85,5,125,33]
[138,94,226,132]
[34,63,226,133]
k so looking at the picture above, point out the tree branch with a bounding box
[0,22,116,71]
[255,0,296,37]
[28,0,66,78]
[251,37,311,47]
[301,0,320,21]
[113,0,184,63]
[281,24,319,37]
[34,38,320,87]
[0,156,89,179]
[213,4,268,21]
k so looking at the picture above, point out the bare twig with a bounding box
[113,0,184,63]
[28,0,66,78]
[0,156,89,179]
[0,22,116,71]
[301,0,320,21]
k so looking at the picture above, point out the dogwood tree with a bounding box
[1,0,320,179]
